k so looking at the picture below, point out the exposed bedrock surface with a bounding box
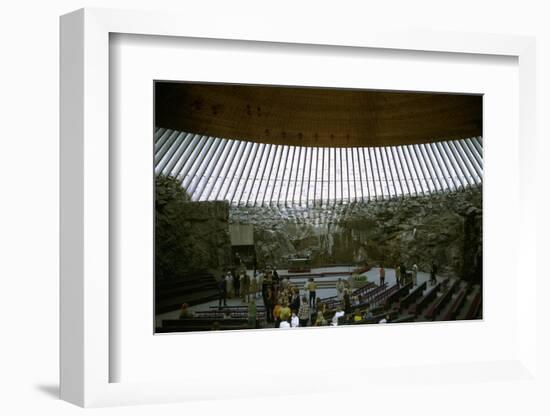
[229,188,482,282]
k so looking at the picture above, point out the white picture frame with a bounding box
[60,7,537,408]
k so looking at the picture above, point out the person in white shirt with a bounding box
[412,264,418,286]
[290,312,299,328]
[225,272,233,298]
[279,320,291,329]
[332,307,345,326]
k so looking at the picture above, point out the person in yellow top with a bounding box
[279,302,291,322]
[273,302,282,326]
[307,278,317,308]
[353,309,362,322]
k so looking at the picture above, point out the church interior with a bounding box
[154,82,483,333]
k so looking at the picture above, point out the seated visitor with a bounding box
[314,312,327,326]
[298,296,310,327]
[378,313,391,324]
[291,311,299,328]
[179,303,191,319]
[315,297,325,318]
[353,309,362,322]
[363,303,373,320]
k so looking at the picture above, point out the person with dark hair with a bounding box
[400,263,407,285]
[290,311,299,328]
[306,278,317,308]
[233,271,240,297]
[264,287,274,323]
[289,286,300,312]
[272,268,280,298]
[241,271,250,303]
[430,261,438,285]
[218,276,227,307]
[379,265,385,286]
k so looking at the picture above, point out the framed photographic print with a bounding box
[60,7,537,408]
[152,81,483,335]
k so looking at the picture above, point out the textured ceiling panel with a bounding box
[155,83,482,148]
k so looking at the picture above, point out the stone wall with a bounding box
[229,188,482,281]
[156,200,232,279]
[179,201,232,272]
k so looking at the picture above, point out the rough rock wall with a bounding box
[175,201,232,275]
[229,188,482,281]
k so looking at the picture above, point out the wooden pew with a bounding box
[399,281,427,311]
[465,291,482,319]
[411,282,440,315]
[391,314,416,323]
[385,282,413,309]
[425,280,459,320]
[159,318,249,332]
[443,285,469,320]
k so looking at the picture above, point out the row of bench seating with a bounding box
[443,285,470,320]
[156,271,219,314]
[385,282,413,309]
[158,318,250,333]
[398,281,427,312]
[425,279,459,320]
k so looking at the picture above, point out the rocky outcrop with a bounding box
[229,188,482,281]
[156,199,232,279]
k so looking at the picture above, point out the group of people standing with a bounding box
[378,262,437,287]
[218,268,261,307]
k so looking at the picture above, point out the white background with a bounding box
[111,34,519,383]
[1,1,549,415]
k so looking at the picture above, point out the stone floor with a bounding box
[155,266,437,327]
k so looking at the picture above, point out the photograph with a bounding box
[153,82,483,333]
